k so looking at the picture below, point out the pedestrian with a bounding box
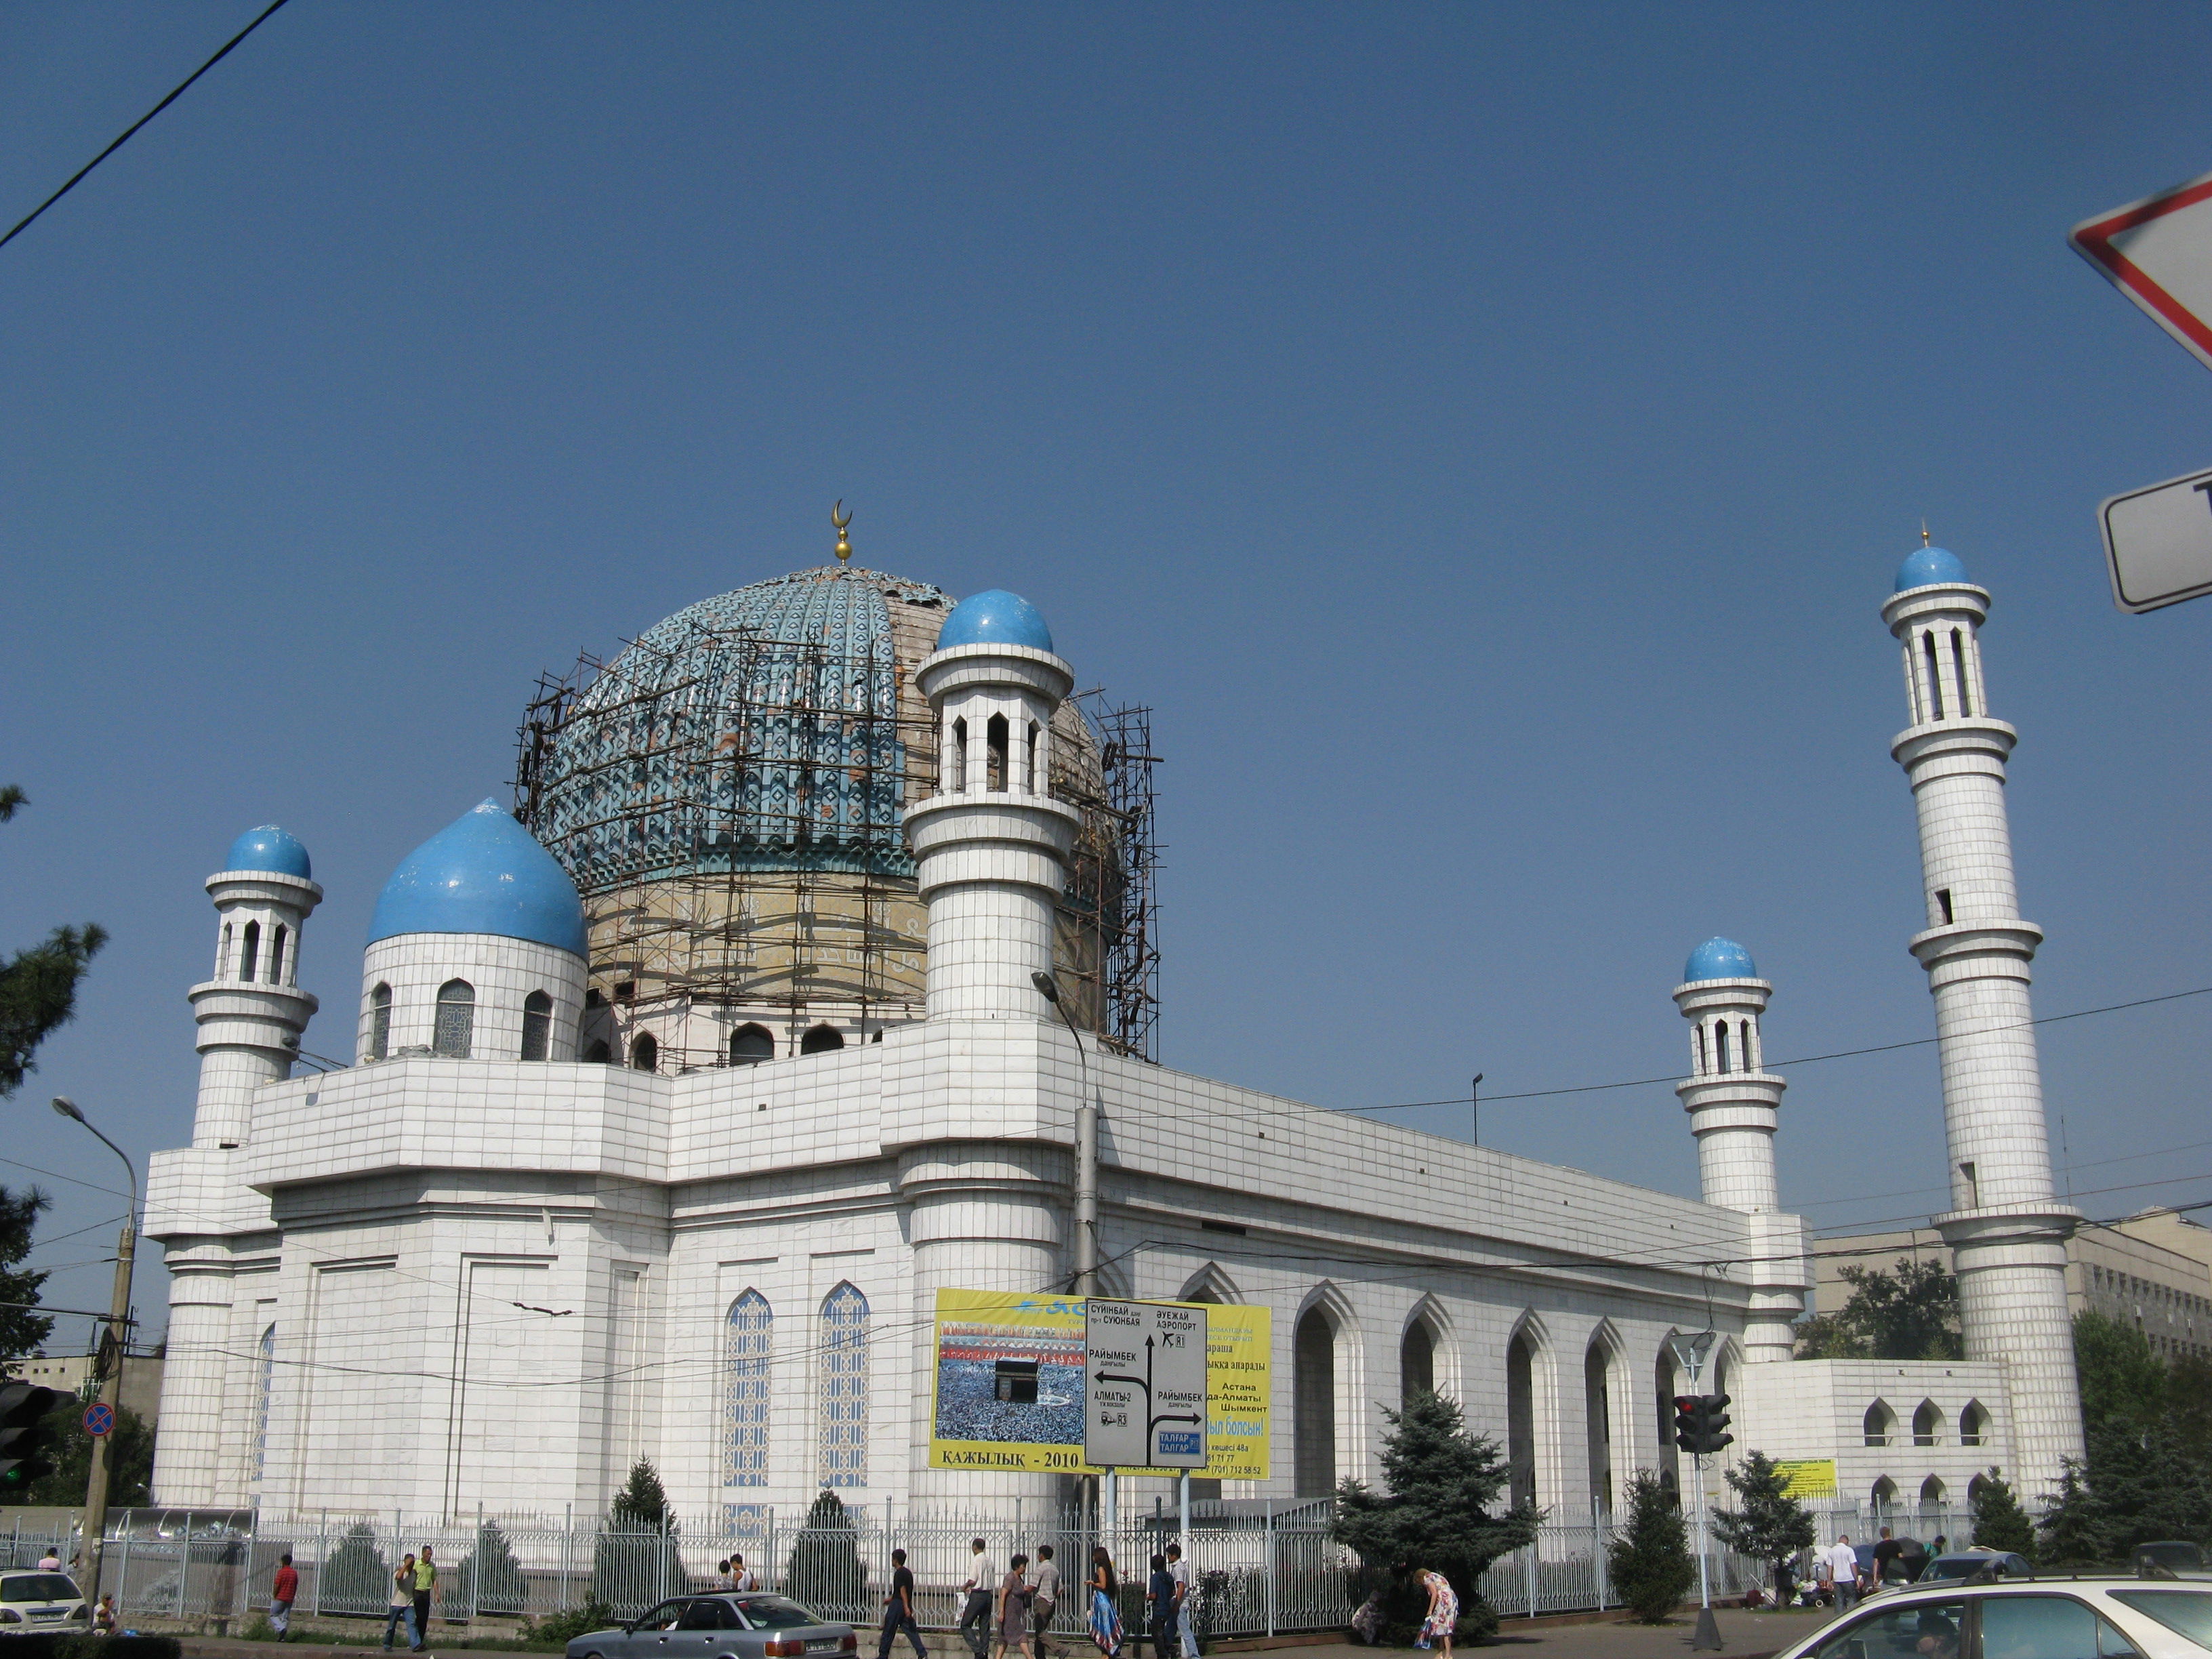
[411,1545,438,1651]
[37,1550,60,1572]
[386,1555,419,1650]
[1410,1564,1458,1658]
[1872,1527,1905,1587]
[1146,1556,1173,1659]
[960,1538,996,1659]
[1930,1535,1948,1559]
[1164,1544,1196,1659]
[94,1594,118,1635]
[1029,1544,1063,1659]
[878,1548,928,1659]
[995,1553,1033,1659]
[270,1553,300,1641]
[1086,1547,1123,1659]
[718,1560,735,1591]
[733,1553,759,1593]
[1823,1535,1860,1614]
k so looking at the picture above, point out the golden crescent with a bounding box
[832,500,852,529]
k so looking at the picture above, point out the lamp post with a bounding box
[1031,972,1098,1296]
[52,1097,137,1603]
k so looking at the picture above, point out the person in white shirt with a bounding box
[961,1538,997,1659]
[731,1554,759,1593]
[1166,1544,1196,1659]
[1822,1536,1861,1612]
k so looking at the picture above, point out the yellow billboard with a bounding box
[928,1290,1271,1479]
[1773,1458,1838,1498]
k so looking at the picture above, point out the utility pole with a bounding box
[53,1099,138,1605]
[1033,972,1098,1294]
[1668,1330,1723,1652]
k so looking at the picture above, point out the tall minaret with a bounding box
[1884,541,2082,1500]
[187,825,321,1149]
[1674,937,1803,1363]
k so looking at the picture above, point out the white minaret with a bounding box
[187,825,321,1149]
[1674,938,1803,1362]
[903,589,1082,1019]
[1884,541,2083,1501]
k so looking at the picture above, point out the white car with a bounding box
[0,1570,90,1633]
[1771,1576,2212,1659]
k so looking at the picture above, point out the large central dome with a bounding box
[515,561,1149,1068]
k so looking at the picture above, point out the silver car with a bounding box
[0,1572,89,1633]
[1768,1575,2212,1659]
[567,1594,857,1659]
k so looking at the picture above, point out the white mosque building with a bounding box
[144,541,2083,1528]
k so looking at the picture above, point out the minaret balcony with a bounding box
[1890,717,2017,773]
[1906,919,2043,980]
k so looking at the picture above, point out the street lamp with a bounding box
[51,1098,137,1603]
[1030,971,1099,1296]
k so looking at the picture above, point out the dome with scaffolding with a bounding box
[513,560,1160,1067]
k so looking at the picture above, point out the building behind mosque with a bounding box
[144,539,2083,1529]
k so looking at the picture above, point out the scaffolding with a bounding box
[514,615,1162,1064]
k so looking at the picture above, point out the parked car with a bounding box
[1917,1552,2035,1584]
[0,1572,89,1631]
[1769,1576,2212,1659]
[2136,1544,2212,1582]
[566,1594,859,1659]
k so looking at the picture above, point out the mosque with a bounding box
[143,536,2083,1528]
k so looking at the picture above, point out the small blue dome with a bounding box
[1893,545,1969,592]
[936,589,1054,653]
[225,825,312,879]
[369,800,587,957]
[1683,936,1758,982]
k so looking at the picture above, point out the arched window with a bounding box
[950,717,968,792]
[1951,630,1973,717]
[631,1032,658,1072]
[433,979,475,1058]
[1959,1400,1987,1448]
[1654,1345,1680,1502]
[1715,1022,1731,1073]
[1919,1474,1946,1528]
[1506,1332,1537,1511]
[1864,1399,1894,1447]
[1694,1026,1707,1073]
[800,1024,844,1054]
[731,1023,775,1064]
[269,924,288,985]
[1871,1475,1898,1520]
[241,920,262,982]
[520,990,554,1061]
[583,1038,611,1063]
[1401,1317,1435,1407]
[818,1283,869,1487]
[1585,1343,1614,1513]
[1294,1305,1337,1498]
[251,1324,276,1487]
[1923,632,1947,720]
[986,714,1009,792]
[1739,1021,1752,1068]
[724,1291,772,1488]
[368,983,393,1061]
[1027,720,1042,792]
[219,922,233,978]
[1912,1400,1942,1447]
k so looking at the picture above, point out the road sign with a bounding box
[83,1402,114,1438]
[2100,463,2212,613]
[2073,170,2212,375]
[1084,1298,1207,1469]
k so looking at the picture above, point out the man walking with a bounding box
[1029,1544,1063,1659]
[386,1555,419,1650]
[878,1548,928,1659]
[270,1553,300,1641]
[733,1554,759,1593]
[959,1538,995,1659]
[1871,1528,1905,1587]
[1164,1544,1197,1659]
[1822,1535,1860,1614]
[411,1545,438,1652]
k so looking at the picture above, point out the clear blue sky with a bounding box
[6,2,2212,1343]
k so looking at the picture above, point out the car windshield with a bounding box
[1814,1597,1967,1659]
[0,1576,81,1603]
[2136,1546,2207,1572]
[2112,1592,2212,1650]
[1924,1557,2002,1580]
[735,1597,821,1629]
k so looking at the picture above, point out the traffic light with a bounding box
[1672,1394,1701,1452]
[0,1382,62,1492]
[1691,1392,1733,1455]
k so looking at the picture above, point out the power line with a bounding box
[0,0,291,255]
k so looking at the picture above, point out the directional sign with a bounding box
[1084,1298,1207,1469]
[2073,170,2212,375]
[82,1402,114,1438]
[2100,463,2212,613]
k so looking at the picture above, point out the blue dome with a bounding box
[369,800,587,956]
[1683,936,1758,982]
[225,825,312,879]
[1893,545,1969,592]
[936,589,1054,653]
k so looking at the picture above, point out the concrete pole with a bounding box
[54,1099,136,1606]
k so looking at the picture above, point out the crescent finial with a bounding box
[832,500,854,562]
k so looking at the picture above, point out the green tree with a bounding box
[1713,1451,1818,1595]
[1969,1468,2035,1559]
[1331,1389,1535,1643]
[18,1400,152,1507]
[1608,1471,1696,1623]
[454,1519,527,1617]
[2035,1311,2212,1562]
[1790,1314,1868,1360]
[2073,1309,2167,1435]
[787,1490,867,1620]
[593,1459,683,1616]
[0,1185,54,1363]
[320,1523,390,1614]
[1798,1258,1962,1361]
[612,1458,670,1525]
[0,787,108,1099]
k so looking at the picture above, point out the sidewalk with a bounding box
[1237,1605,1841,1659]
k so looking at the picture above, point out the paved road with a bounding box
[1251,1605,1841,1659]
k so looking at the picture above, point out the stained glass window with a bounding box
[817,1284,868,1488]
[724,1291,772,1487]
[251,1325,276,1488]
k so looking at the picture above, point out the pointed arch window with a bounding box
[724,1291,773,1488]
[251,1324,276,1488]
[241,920,262,982]
[1912,1399,1942,1447]
[800,1024,844,1054]
[369,983,393,1061]
[269,924,288,985]
[1294,1305,1338,1498]
[520,990,554,1061]
[219,922,233,979]
[632,1032,659,1072]
[818,1282,869,1487]
[731,1024,775,1064]
[433,979,475,1058]
[1401,1317,1435,1406]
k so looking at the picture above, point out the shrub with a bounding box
[1608,1470,1696,1623]
[531,1598,620,1646]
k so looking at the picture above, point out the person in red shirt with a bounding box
[271,1554,300,1640]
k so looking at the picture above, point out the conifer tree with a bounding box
[1969,1468,2034,1559]
[0,787,107,1099]
[0,1185,53,1364]
[787,1490,867,1618]
[1608,1471,1696,1623]
[1713,1451,1816,1595]
[595,1459,682,1613]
